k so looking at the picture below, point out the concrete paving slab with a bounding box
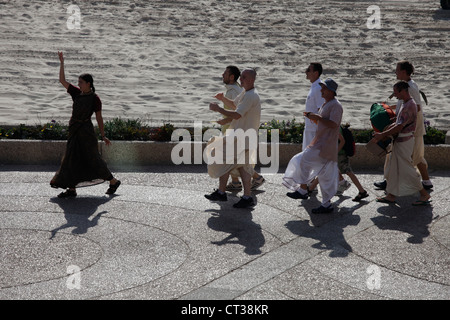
[0,165,448,300]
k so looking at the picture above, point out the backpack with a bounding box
[370,102,396,132]
[340,125,355,157]
[420,90,428,105]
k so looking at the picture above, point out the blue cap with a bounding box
[319,78,338,95]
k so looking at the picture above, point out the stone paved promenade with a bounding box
[0,165,448,300]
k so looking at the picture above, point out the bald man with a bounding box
[205,68,262,208]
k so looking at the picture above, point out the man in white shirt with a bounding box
[216,66,265,192]
[217,66,244,133]
[303,63,325,151]
[302,63,325,192]
[205,68,262,208]
[374,61,432,190]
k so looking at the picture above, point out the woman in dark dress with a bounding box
[50,51,120,198]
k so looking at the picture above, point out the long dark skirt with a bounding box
[51,121,113,189]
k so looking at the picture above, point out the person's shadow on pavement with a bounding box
[49,194,116,239]
[372,202,434,244]
[286,212,361,258]
[205,194,265,255]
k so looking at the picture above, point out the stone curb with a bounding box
[1,140,449,170]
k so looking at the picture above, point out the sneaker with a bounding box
[226,181,242,191]
[233,196,255,208]
[374,180,387,190]
[251,176,265,190]
[205,189,227,201]
[312,205,334,214]
[286,190,308,200]
[337,180,351,194]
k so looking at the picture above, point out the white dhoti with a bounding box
[412,110,427,168]
[205,134,257,179]
[412,134,427,168]
[385,136,423,197]
[282,148,339,206]
[302,130,316,151]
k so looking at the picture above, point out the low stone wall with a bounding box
[1,139,449,170]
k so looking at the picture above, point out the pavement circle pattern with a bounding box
[0,181,290,299]
[0,228,102,288]
[0,170,449,300]
[0,200,191,298]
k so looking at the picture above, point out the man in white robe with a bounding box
[283,78,343,214]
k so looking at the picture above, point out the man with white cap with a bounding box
[282,78,343,214]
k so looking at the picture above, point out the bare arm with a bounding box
[209,103,242,120]
[372,122,404,143]
[58,51,70,90]
[216,117,233,126]
[215,93,237,110]
[304,112,339,128]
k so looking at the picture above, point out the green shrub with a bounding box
[149,123,175,141]
[103,118,152,141]
[0,121,68,140]
[259,118,304,143]
[424,126,447,145]
[0,118,446,144]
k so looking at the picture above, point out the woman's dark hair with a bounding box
[79,73,95,92]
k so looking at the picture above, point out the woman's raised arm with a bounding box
[58,51,70,90]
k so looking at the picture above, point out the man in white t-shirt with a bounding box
[374,61,432,190]
[205,68,262,208]
[216,66,265,192]
[217,66,244,133]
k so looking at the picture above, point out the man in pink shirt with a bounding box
[283,78,343,214]
[373,81,431,206]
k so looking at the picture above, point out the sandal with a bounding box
[353,191,369,202]
[226,181,242,191]
[106,180,121,195]
[412,199,431,206]
[251,176,265,190]
[376,196,396,204]
[58,189,77,198]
